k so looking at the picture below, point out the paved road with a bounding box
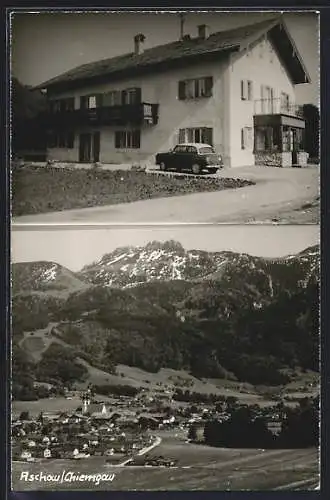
[12,165,319,224]
[115,436,162,467]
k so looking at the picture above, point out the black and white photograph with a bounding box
[8,7,322,496]
[10,10,319,224]
[11,224,320,491]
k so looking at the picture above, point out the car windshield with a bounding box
[199,146,215,154]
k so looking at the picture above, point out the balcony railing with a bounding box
[254,98,304,119]
[40,102,159,128]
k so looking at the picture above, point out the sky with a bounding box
[11,225,320,271]
[10,10,319,106]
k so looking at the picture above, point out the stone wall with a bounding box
[254,152,292,167]
[297,151,309,167]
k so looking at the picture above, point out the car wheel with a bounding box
[191,163,202,175]
[159,162,167,171]
[208,167,218,174]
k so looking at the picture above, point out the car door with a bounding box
[171,145,185,170]
[186,146,197,169]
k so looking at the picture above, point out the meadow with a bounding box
[12,166,253,216]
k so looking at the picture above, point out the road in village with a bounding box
[12,165,319,224]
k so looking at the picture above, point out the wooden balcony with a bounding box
[40,102,159,128]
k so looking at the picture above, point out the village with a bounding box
[12,382,298,468]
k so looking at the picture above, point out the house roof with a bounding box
[36,17,310,92]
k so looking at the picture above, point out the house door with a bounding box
[79,132,100,163]
[79,133,92,162]
[291,129,298,165]
[92,131,100,163]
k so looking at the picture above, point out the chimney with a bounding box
[134,33,146,55]
[198,24,210,39]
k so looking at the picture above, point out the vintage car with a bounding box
[155,143,223,174]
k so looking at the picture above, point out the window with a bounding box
[173,145,188,153]
[241,80,253,101]
[80,94,103,109]
[104,90,122,106]
[50,98,74,113]
[103,88,142,106]
[261,85,274,113]
[178,76,213,100]
[199,146,215,154]
[115,130,141,149]
[280,92,290,112]
[47,131,75,149]
[121,88,142,105]
[255,126,278,152]
[241,127,253,150]
[178,127,213,145]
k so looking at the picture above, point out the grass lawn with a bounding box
[12,166,254,216]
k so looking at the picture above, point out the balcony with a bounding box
[254,98,304,119]
[40,102,159,128]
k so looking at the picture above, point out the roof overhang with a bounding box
[267,21,311,84]
[239,17,311,85]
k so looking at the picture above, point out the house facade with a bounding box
[38,18,310,168]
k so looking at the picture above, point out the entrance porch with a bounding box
[253,106,308,168]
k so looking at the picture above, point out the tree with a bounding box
[302,104,320,160]
[11,77,47,155]
[188,424,198,441]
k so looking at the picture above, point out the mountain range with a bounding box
[12,241,320,389]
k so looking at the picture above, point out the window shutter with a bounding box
[67,131,74,149]
[115,131,121,148]
[134,88,142,104]
[80,96,87,109]
[121,90,127,105]
[241,128,245,149]
[67,97,75,110]
[178,129,185,144]
[261,85,265,100]
[194,80,199,98]
[205,128,213,146]
[204,76,213,97]
[247,81,253,101]
[178,81,186,100]
[96,94,103,107]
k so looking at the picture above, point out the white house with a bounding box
[37,17,310,168]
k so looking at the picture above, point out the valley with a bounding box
[11,240,320,491]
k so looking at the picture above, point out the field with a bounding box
[12,363,319,419]
[12,435,319,491]
[12,166,253,216]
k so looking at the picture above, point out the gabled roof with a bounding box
[37,17,310,91]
